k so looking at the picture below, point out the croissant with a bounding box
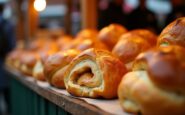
[44,49,80,88]
[112,33,151,70]
[118,45,185,115]
[64,48,127,98]
[158,17,185,47]
[98,24,128,50]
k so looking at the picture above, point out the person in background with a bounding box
[98,0,127,29]
[0,3,16,115]
[165,0,185,26]
[127,0,158,33]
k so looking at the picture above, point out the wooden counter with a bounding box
[5,67,112,115]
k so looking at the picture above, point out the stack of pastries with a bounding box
[6,17,185,114]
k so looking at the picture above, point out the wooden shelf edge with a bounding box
[5,66,112,115]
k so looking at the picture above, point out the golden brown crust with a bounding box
[76,29,98,40]
[112,33,151,65]
[98,24,128,50]
[75,39,108,51]
[118,45,185,115]
[130,29,157,46]
[64,48,127,98]
[158,17,185,47]
[44,49,80,88]
[57,35,73,50]
[6,49,23,69]
[133,45,185,92]
[19,51,40,76]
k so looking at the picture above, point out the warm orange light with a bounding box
[34,0,46,12]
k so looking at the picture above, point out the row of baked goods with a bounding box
[6,17,185,114]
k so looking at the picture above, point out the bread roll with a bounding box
[98,24,127,50]
[112,33,151,70]
[118,45,185,115]
[130,29,157,46]
[19,51,40,76]
[64,48,127,98]
[32,40,59,81]
[158,17,185,47]
[44,49,80,88]
[6,49,23,69]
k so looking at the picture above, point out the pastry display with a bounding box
[44,49,80,88]
[112,32,152,70]
[158,17,185,47]
[64,48,127,98]
[98,24,128,50]
[118,45,185,115]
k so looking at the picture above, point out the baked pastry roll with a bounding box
[56,35,73,51]
[112,33,151,70]
[33,40,59,81]
[130,29,157,46]
[98,24,127,50]
[6,49,23,69]
[44,49,80,88]
[19,51,40,76]
[118,45,185,115]
[76,29,98,40]
[64,48,127,98]
[158,17,185,47]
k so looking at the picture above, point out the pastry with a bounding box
[130,29,157,46]
[19,51,40,76]
[64,48,127,98]
[118,45,185,115]
[57,35,73,51]
[158,17,185,47]
[112,33,151,70]
[44,49,80,88]
[33,40,59,81]
[76,29,98,40]
[6,49,23,69]
[98,24,128,50]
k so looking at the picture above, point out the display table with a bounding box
[5,66,130,115]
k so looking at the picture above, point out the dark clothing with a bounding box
[165,5,185,26]
[0,16,15,89]
[127,7,158,33]
[98,2,127,29]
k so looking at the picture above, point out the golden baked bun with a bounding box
[76,29,98,40]
[75,38,108,51]
[28,38,46,51]
[33,40,60,81]
[19,51,40,76]
[118,45,185,115]
[130,29,157,46]
[6,49,23,69]
[98,24,128,50]
[57,35,73,50]
[112,33,151,70]
[158,17,185,47]
[44,49,80,88]
[64,48,127,99]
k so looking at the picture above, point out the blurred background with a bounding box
[0,0,185,115]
